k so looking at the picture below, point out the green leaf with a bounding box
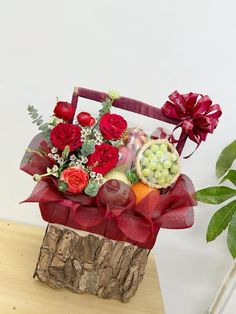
[99,98,112,117]
[58,180,68,192]
[62,145,70,160]
[216,140,236,178]
[196,186,236,204]
[81,141,95,157]
[126,169,140,184]
[221,169,236,186]
[207,200,236,242]
[84,181,99,197]
[227,212,236,258]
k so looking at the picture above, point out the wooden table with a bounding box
[0,220,165,314]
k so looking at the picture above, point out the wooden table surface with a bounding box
[0,220,165,314]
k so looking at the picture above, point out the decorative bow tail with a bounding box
[161,91,222,157]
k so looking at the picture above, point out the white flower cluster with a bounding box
[48,147,64,165]
[81,127,92,141]
[46,165,59,178]
[81,126,103,145]
[90,172,104,184]
[91,129,103,145]
[69,154,88,168]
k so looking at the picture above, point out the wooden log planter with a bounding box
[34,224,149,302]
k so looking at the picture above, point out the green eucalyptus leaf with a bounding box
[220,169,236,186]
[58,180,68,192]
[84,181,99,197]
[99,98,112,117]
[81,141,95,157]
[216,140,236,178]
[227,212,236,258]
[207,200,236,242]
[196,186,236,204]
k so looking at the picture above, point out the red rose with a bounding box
[50,123,82,151]
[54,102,75,121]
[60,167,89,193]
[87,143,119,175]
[99,113,127,140]
[77,112,95,127]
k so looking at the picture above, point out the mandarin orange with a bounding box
[131,182,160,204]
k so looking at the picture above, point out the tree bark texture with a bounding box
[34,224,149,302]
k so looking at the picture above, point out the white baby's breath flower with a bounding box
[90,171,96,178]
[97,173,103,179]
[51,147,58,154]
[53,154,59,161]
[52,165,59,172]
[86,128,92,135]
[58,158,64,165]
[70,154,76,161]
[81,156,88,163]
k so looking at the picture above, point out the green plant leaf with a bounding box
[196,186,236,204]
[206,200,236,242]
[227,212,236,258]
[62,145,70,160]
[221,169,236,186]
[216,140,236,178]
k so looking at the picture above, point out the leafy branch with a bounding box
[27,105,50,134]
[196,140,236,258]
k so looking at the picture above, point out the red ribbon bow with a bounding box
[161,91,222,156]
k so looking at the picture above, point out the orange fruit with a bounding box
[131,182,160,204]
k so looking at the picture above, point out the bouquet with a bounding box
[20,87,221,302]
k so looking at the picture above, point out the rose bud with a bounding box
[87,117,96,126]
[54,101,75,121]
[77,112,95,127]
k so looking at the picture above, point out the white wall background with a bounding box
[0,1,235,313]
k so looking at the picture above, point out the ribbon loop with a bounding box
[161,91,222,156]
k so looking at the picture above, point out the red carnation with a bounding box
[99,113,127,140]
[50,123,82,151]
[54,101,75,121]
[87,143,119,175]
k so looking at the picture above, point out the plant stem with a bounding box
[208,262,236,313]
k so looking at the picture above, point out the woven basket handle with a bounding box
[71,87,179,125]
[71,87,186,155]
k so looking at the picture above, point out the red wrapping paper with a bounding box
[21,172,196,249]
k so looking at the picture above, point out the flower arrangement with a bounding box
[26,93,125,197]
[20,87,222,301]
